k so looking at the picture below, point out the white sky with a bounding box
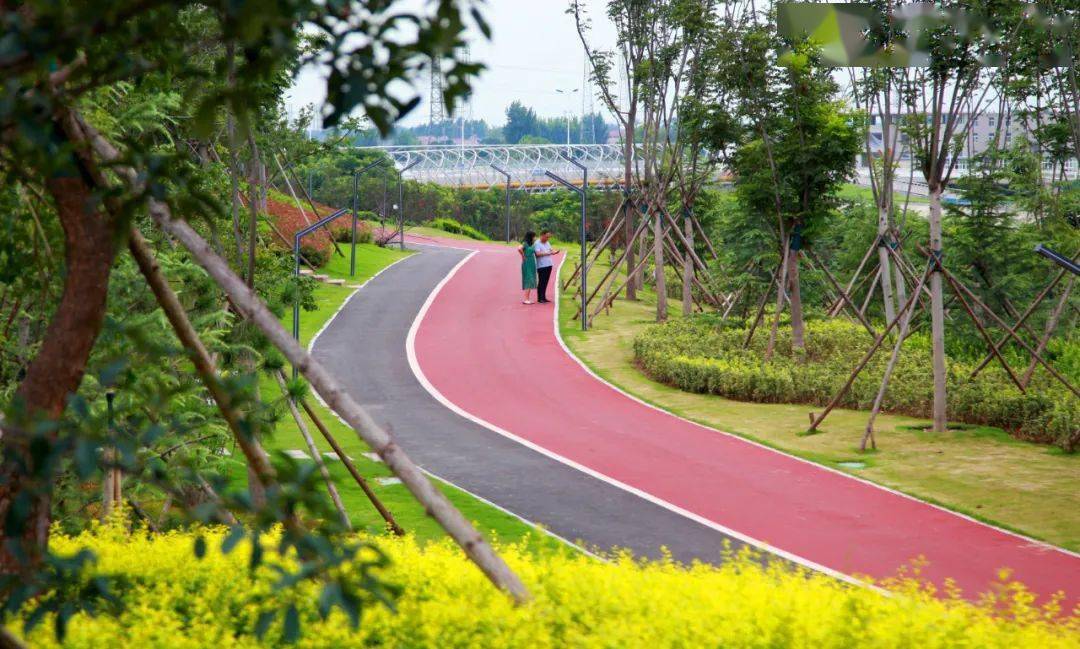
[285,0,620,130]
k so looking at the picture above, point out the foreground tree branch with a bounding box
[77,112,530,603]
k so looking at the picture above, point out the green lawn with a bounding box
[239,242,564,550]
[839,182,931,205]
[559,259,1080,552]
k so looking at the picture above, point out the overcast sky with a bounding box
[284,0,619,131]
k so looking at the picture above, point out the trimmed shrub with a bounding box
[12,525,1078,647]
[634,317,1079,451]
[331,217,374,244]
[298,244,329,269]
[427,217,490,241]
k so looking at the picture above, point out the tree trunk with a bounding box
[0,142,119,574]
[877,209,896,324]
[624,106,637,301]
[246,133,261,289]
[682,213,694,316]
[787,245,805,352]
[764,235,791,360]
[893,253,908,313]
[928,186,948,432]
[653,211,667,321]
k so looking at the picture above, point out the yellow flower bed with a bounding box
[11,525,1079,648]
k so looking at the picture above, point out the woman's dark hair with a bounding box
[523,231,536,245]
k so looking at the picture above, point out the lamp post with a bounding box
[489,163,512,242]
[1035,244,1080,276]
[544,157,588,331]
[293,206,350,375]
[351,158,387,276]
[396,159,421,250]
[555,88,579,154]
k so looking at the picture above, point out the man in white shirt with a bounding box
[533,229,559,304]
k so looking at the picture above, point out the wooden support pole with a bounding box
[274,371,352,529]
[84,109,525,601]
[127,229,280,515]
[590,230,661,320]
[562,203,625,290]
[936,261,1080,399]
[827,240,878,316]
[808,261,932,433]
[298,397,404,536]
[691,214,719,261]
[970,257,1076,378]
[1020,276,1074,388]
[573,215,651,319]
[862,261,930,451]
[661,228,721,306]
[938,265,1027,393]
[743,266,782,349]
[806,249,876,337]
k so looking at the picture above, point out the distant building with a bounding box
[862,112,1077,178]
[606,128,622,145]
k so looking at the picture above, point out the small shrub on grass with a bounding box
[331,217,374,244]
[634,317,1079,451]
[12,525,1078,647]
[298,244,329,268]
[427,217,490,241]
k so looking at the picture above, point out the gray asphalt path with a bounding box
[312,244,746,562]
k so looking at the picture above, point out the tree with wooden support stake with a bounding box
[808,246,1080,448]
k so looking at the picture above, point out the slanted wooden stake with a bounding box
[862,262,934,450]
[85,111,529,601]
[1020,276,1074,388]
[809,261,933,433]
[298,397,404,536]
[274,371,351,529]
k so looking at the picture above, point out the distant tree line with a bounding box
[320,101,614,147]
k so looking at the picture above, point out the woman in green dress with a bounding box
[518,230,538,304]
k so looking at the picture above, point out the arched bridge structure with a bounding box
[357,143,627,191]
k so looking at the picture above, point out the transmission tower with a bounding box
[429,56,445,126]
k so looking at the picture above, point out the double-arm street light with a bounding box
[544,154,588,331]
[489,163,512,243]
[554,87,578,154]
[293,206,350,375]
[351,158,387,276]
[395,159,421,250]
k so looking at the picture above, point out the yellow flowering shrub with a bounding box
[9,524,1079,648]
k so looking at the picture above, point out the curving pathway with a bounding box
[311,241,748,562]
[408,236,1079,605]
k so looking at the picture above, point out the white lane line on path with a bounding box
[404,247,871,587]
[307,253,416,354]
[547,258,1079,561]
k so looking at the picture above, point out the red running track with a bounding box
[411,236,1079,605]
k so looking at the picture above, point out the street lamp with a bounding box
[351,158,387,276]
[395,160,421,250]
[544,155,588,331]
[555,88,579,153]
[489,163,512,242]
[293,206,350,375]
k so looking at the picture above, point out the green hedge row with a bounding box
[633,318,1079,451]
[427,217,490,241]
